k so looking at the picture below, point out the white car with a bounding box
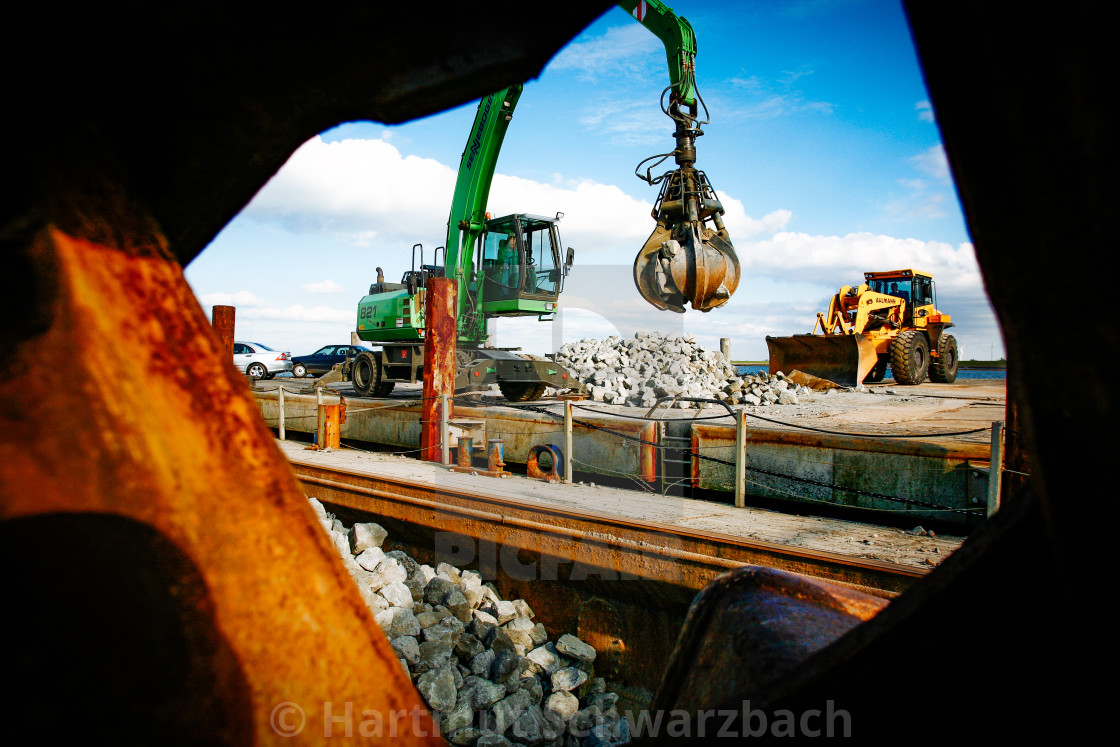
[233,341,293,379]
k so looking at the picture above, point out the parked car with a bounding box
[233,341,292,379]
[291,344,373,378]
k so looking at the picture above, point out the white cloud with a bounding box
[546,24,662,81]
[488,175,652,261]
[916,100,935,123]
[302,279,345,294]
[910,144,951,181]
[739,231,982,294]
[724,70,834,120]
[236,135,663,265]
[199,290,266,307]
[576,98,673,146]
[197,294,351,327]
[717,195,793,238]
[242,136,456,248]
[882,191,950,222]
[237,304,353,324]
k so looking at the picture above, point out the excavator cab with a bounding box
[477,213,569,316]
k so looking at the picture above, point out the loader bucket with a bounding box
[765,333,879,387]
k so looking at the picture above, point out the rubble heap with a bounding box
[554,332,815,408]
[310,496,631,746]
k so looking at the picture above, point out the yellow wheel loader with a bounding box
[766,269,958,387]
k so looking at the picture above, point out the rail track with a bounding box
[288,452,935,700]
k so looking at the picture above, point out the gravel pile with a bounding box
[554,332,817,409]
[310,496,632,746]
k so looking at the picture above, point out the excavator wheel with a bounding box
[889,330,930,385]
[929,334,959,383]
[351,350,381,397]
[498,381,547,402]
[866,355,889,383]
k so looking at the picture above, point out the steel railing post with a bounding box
[735,408,747,508]
[278,386,285,441]
[441,394,450,465]
[988,420,1004,516]
[316,387,324,446]
[564,400,573,483]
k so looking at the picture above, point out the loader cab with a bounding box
[477,213,571,316]
[865,270,935,324]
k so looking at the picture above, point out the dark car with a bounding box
[291,344,373,378]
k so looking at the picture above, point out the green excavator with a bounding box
[348,0,739,401]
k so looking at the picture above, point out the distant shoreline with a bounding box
[733,360,1007,370]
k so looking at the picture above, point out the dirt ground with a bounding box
[745,377,1007,443]
[545,377,1007,446]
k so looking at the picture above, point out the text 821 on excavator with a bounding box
[766,269,959,387]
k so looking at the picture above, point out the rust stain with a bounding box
[0,228,442,744]
[210,304,235,355]
[421,277,457,462]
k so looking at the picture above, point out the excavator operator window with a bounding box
[520,221,559,298]
[478,216,562,302]
[480,228,522,300]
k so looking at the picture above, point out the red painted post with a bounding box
[421,277,457,462]
[211,305,235,354]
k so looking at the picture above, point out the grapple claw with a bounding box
[633,217,739,313]
[632,163,740,312]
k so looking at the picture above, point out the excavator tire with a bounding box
[889,330,930,385]
[866,355,889,383]
[498,381,547,402]
[351,351,380,397]
[929,334,959,383]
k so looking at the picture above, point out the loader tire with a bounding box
[889,330,929,385]
[499,381,547,402]
[351,351,380,397]
[866,356,888,383]
[374,381,395,397]
[929,334,959,383]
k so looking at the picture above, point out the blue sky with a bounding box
[186,0,1004,362]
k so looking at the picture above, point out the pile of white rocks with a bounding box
[554,332,815,409]
[309,496,631,747]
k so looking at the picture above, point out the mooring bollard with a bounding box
[487,439,505,473]
[457,436,473,469]
[278,386,286,441]
[321,403,341,449]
